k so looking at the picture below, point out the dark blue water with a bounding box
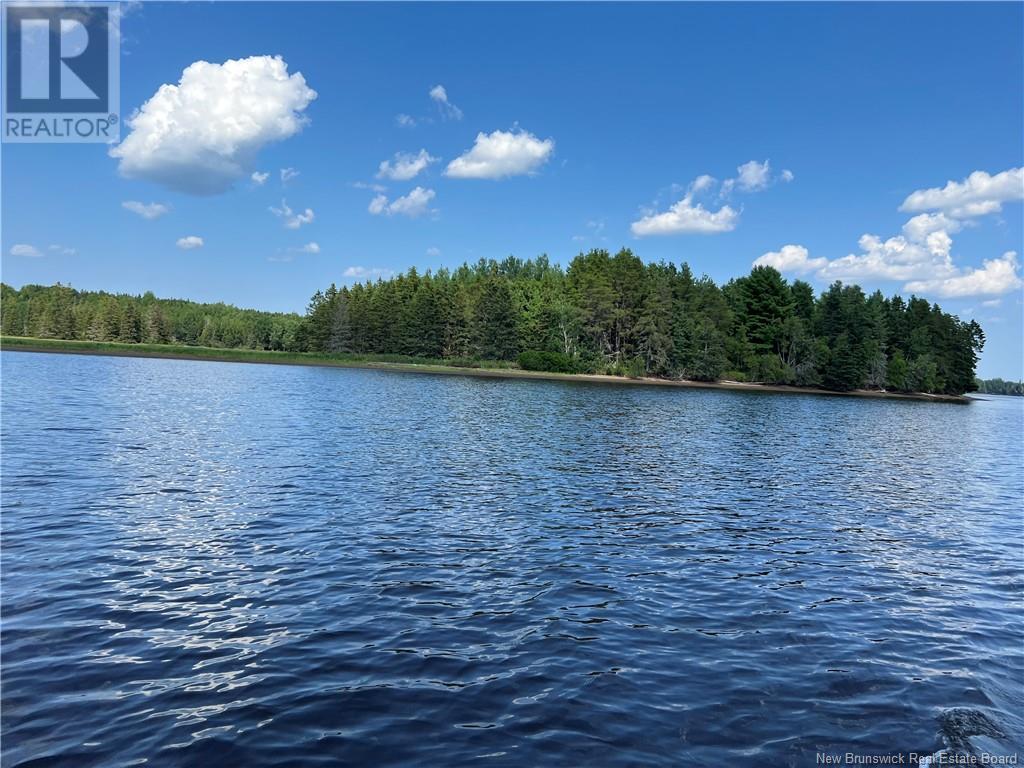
[2,350,1022,767]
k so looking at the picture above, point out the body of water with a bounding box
[2,350,1022,766]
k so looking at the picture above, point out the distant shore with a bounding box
[0,336,971,403]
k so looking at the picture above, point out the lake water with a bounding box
[2,350,1022,767]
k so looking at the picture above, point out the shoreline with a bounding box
[0,337,971,404]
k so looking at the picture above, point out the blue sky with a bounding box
[2,2,1022,378]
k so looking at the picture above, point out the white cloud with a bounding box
[756,181,1023,299]
[48,244,77,256]
[351,180,387,193]
[368,186,435,218]
[426,246,441,257]
[110,55,317,195]
[691,174,716,193]
[735,159,771,192]
[122,200,169,219]
[376,149,439,181]
[899,167,1023,218]
[269,241,320,262]
[904,251,1023,298]
[10,244,42,258]
[251,171,269,185]
[982,298,1002,308]
[445,129,554,179]
[176,236,204,250]
[280,167,300,184]
[900,212,963,242]
[429,84,463,120]
[270,199,315,229]
[721,159,788,197]
[754,244,826,274]
[816,229,957,283]
[633,160,788,236]
[631,176,738,236]
[395,113,417,128]
[343,266,394,280]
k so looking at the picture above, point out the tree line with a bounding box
[975,378,1024,396]
[300,250,984,395]
[0,283,304,351]
[1,249,986,395]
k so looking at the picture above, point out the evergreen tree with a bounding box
[118,302,143,343]
[474,276,518,360]
[327,291,353,354]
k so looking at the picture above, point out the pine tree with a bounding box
[327,291,353,354]
[118,303,142,343]
[474,276,518,360]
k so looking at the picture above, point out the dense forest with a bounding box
[975,378,1024,396]
[0,283,303,351]
[1,248,987,395]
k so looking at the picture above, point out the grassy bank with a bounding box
[1,336,970,403]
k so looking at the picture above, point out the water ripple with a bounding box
[1,351,1022,766]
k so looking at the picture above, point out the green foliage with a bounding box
[1,251,985,395]
[975,377,1024,396]
[1,283,303,351]
[886,349,909,391]
[721,370,749,383]
[518,350,578,373]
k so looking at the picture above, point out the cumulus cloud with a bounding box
[49,244,77,256]
[755,170,1023,298]
[343,266,394,280]
[904,252,1022,298]
[376,149,439,181]
[10,244,42,257]
[426,246,441,257]
[110,55,317,195]
[429,85,463,120]
[176,236,203,250]
[736,160,771,191]
[445,129,554,179]
[299,242,320,254]
[899,167,1023,218]
[816,230,958,284]
[631,176,738,236]
[900,212,963,243]
[251,171,269,185]
[270,199,315,229]
[754,244,827,274]
[721,159,789,197]
[280,167,300,184]
[395,113,417,128]
[368,187,436,218]
[632,161,789,236]
[691,175,716,193]
[122,200,169,219]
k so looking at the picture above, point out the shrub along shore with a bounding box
[1,336,970,403]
